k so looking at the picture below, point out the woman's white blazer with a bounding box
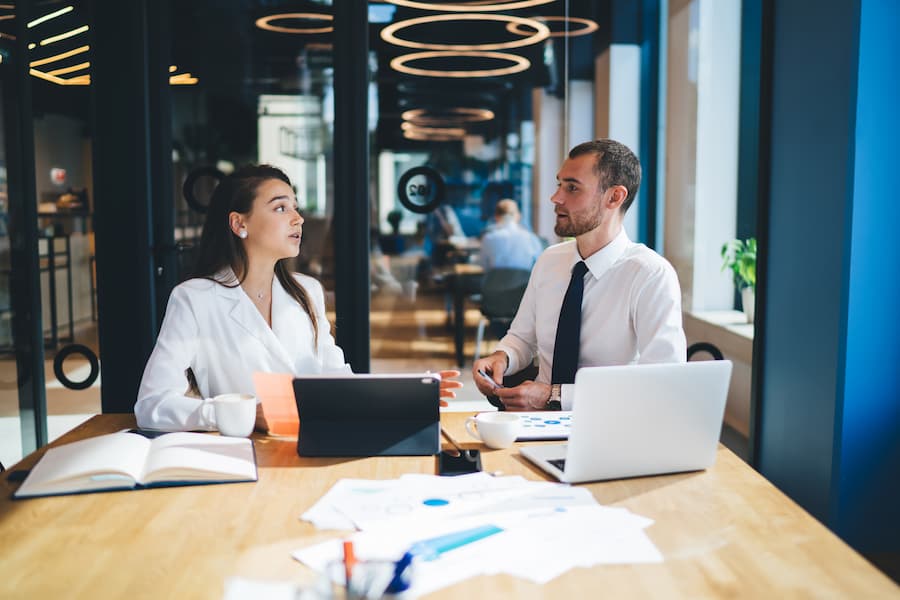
[135,272,349,431]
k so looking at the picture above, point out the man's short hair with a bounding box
[568,139,642,213]
[494,199,519,220]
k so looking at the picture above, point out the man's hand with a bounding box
[436,369,463,407]
[472,351,508,397]
[495,381,551,411]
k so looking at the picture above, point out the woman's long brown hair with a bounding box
[189,164,319,346]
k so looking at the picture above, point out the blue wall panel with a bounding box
[836,0,900,550]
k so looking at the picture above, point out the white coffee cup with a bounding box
[465,412,520,449]
[213,393,257,437]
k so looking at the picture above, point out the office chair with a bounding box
[687,342,725,361]
[473,268,531,361]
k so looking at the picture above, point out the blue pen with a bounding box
[383,524,504,594]
[384,550,415,594]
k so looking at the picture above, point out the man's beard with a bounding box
[554,208,603,238]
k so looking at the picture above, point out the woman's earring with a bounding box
[239,230,248,239]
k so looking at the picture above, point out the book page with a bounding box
[15,433,150,497]
[142,432,256,484]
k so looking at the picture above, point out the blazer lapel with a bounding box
[218,283,267,344]
[271,277,312,369]
[217,275,295,373]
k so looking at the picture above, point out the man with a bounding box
[472,139,686,410]
[478,199,544,270]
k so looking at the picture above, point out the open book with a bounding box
[14,431,257,499]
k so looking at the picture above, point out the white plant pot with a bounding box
[741,287,755,324]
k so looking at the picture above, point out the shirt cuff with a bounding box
[560,384,575,411]
[493,345,519,375]
[200,399,217,430]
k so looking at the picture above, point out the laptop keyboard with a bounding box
[548,458,567,471]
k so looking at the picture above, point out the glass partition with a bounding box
[365,1,604,407]
[169,2,336,291]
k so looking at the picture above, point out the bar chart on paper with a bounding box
[515,412,572,441]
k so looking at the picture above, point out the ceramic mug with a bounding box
[213,393,257,437]
[464,412,520,449]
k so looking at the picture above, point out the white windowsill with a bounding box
[684,310,754,364]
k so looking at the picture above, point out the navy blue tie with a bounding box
[551,261,589,385]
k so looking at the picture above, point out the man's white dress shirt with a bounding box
[495,229,686,409]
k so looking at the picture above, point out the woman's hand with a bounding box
[254,402,269,433]
[436,369,463,407]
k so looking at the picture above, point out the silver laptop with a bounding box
[520,361,733,483]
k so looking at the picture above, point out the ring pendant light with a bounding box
[506,16,599,38]
[402,107,495,126]
[391,51,530,78]
[384,0,554,12]
[381,14,549,51]
[255,13,333,34]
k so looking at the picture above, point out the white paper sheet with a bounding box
[293,476,662,596]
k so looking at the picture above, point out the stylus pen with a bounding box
[440,426,463,458]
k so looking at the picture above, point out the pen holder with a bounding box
[313,559,415,600]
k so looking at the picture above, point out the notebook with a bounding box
[293,373,441,457]
[13,431,258,499]
[521,361,733,483]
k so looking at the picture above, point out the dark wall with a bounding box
[758,0,900,551]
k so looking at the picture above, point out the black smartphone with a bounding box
[437,450,482,476]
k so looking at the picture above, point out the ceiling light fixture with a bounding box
[64,74,89,85]
[383,0,554,12]
[0,33,15,41]
[0,14,13,21]
[381,14,549,51]
[170,72,199,85]
[46,60,88,76]
[391,50,529,78]
[402,107,495,126]
[506,16,599,38]
[29,68,88,85]
[255,13,332,34]
[403,129,466,142]
[39,24,88,46]
[169,65,177,73]
[28,42,36,49]
[27,5,73,29]
[401,122,467,136]
[29,44,89,67]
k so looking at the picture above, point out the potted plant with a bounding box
[721,237,757,323]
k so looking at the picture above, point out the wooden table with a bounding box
[0,414,897,599]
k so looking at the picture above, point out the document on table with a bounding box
[294,474,662,595]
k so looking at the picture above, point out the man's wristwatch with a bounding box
[545,384,562,411]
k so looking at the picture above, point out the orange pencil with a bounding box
[342,540,356,587]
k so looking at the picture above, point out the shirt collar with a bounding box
[578,228,631,280]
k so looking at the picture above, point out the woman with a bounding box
[136,165,460,431]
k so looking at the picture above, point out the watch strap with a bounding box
[546,384,562,411]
